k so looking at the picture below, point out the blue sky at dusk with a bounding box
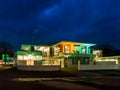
[0,0,120,49]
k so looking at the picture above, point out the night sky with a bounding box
[0,0,120,50]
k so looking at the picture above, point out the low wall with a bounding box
[68,64,120,70]
[79,65,119,70]
[17,65,61,71]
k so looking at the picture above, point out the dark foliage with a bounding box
[97,44,118,56]
[0,41,14,64]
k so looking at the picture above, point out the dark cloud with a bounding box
[38,0,120,48]
[0,0,120,49]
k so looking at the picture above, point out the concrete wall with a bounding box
[17,60,61,71]
[68,64,120,70]
[17,65,61,71]
[79,65,119,70]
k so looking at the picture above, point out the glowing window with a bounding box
[17,56,24,60]
[26,60,34,65]
[64,45,70,53]
[82,48,86,54]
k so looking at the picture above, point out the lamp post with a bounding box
[32,33,34,45]
[32,28,40,45]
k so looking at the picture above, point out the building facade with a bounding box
[17,41,96,71]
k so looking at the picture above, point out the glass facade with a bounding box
[71,57,90,65]
[17,41,96,68]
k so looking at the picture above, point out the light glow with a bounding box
[26,60,34,65]
[38,47,44,51]
[97,59,117,62]
[17,56,24,60]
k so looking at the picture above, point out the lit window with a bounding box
[17,56,24,60]
[64,45,70,53]
[26,60,34,65]
[82,48,86,54]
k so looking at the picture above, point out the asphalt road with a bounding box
[12,76,120,90]
[0,67,120,90]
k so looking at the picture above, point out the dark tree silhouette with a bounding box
[0,41,14,64]
[97,44,116,56]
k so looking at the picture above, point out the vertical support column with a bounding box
[70,44,74,53]
[60,44,64,53]
[62,44,64,53]
[60,59,64,68]
[2,54,5,60]
[116,57,118,64]
[50,47,54,56]
[69,44,71,53]
[6,54,9,60]
[86,46,88,54]
[78,60,80,70]
[88,47,91,54]
[86,46,90,54]
[79,47,82,54]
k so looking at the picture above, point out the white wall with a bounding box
[68,64,120,70]
[17,65,61,71]
[79,65,118,70]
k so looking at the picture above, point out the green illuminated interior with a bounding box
[2,54,5,60]
[75,43,95,54]
[2,54,10,61]
[17,51,42,55]
[6,54,9,60]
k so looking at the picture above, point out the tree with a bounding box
[97,44,116,56]
[0,41,14,65]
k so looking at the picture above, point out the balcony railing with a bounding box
[58,53,95,57]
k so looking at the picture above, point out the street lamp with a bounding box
[32,29,40,45]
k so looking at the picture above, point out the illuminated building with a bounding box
[50,41,96,67]
[17,41,120,71]
[17,41,97,71]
